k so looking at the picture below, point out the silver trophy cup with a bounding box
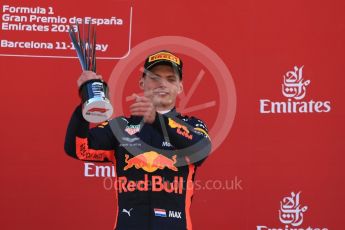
[69,21,113,123]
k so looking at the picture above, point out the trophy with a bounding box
[69,22,113,123]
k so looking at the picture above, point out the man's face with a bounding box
[140,64,183,109]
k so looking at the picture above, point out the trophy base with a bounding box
[82,97,113,123]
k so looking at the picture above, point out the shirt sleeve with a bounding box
[64,105,117,162]
[151,112,212,165]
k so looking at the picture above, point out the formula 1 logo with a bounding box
[123,151,178,172]
[86,107,109,113]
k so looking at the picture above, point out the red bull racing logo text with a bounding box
[124,151,178,172]
[119,151,183,194]
[168,118,193,140]
[116,174,184,194]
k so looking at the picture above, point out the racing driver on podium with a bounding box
[64,50,211,230]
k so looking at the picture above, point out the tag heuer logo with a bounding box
[125,125,140,135]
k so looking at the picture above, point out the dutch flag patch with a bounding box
[154,208,167,217]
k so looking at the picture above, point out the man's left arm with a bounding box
[151,113,211,153]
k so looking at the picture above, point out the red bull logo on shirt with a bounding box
[168,118,193,140]
[116,174,184,194]
[118,151,183,194]
[123,151,178,172]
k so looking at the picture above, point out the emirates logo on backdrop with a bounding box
[281,66,310,100]
[259,65,331,114]
[279,192,308,226]
[256,191,328,230]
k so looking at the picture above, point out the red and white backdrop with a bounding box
[1,0,344,229]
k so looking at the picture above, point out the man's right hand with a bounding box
[77,71,103,88]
